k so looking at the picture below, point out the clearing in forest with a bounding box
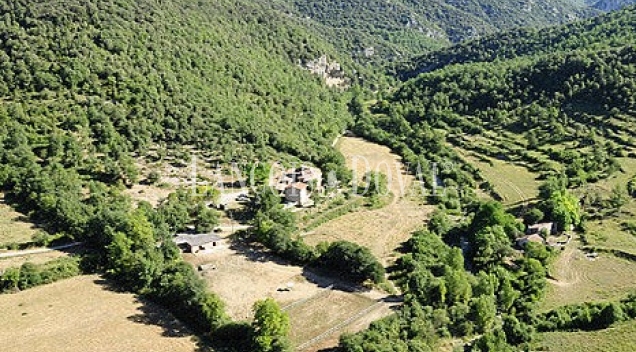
[454,147,540,207]
[543,241,636,310]
[189,244,396,351]
[0,275,199,352]
[304,137,434,263]
[0,193,38,245]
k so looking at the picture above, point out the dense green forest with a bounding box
[396,5,636,79]
[285,0,597,63]
[0,0,360,171]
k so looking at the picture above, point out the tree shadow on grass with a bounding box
[92,277,218,351]
[228,239,297,267]
[128,299,193,338]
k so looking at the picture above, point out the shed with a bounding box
[174,233,223,254]
[527,222,557,236]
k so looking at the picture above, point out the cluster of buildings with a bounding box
[516,222,571,248]
[271,165,323,207]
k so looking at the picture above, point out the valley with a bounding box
[1,1,636,352]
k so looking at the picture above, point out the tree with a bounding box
[252,298,291,352]
[147,170,161,184]
[470,295,497,334]
[194,202,219,233]
[428,209,451,235]
[502,314,534,345]
[523,208,544,226]
[318,241,385,284]
[609,184,628,213]
[597,302,625,329]
[471,226,512,271]
[546,190,581,230]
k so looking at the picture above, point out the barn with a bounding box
[173,233,224,254]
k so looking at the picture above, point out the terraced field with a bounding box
[305,137,434,264]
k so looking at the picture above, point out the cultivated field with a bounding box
[305,137,434,264]
[454,147,540,207]
[286,291,377,347]
[187,244,396,351]
[0,275,199,352]
[543,242,636,310]
[0,193,38,245]
[536,320,636,351]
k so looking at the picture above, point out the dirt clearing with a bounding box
[0,275,198,352]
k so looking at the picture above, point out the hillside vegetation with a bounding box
[339,5,636,352]
[286,0,597,64]
[362,6,636,191]
[397,5,636,79]
[0,0,355,171]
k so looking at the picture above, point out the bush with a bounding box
[0,257,81,293]
[316,241,385,284]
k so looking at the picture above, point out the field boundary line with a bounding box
[295,301,384,351]
[282,284,334,311]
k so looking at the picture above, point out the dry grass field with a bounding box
[0,275,199,352]
[536,320,636,351]
[543,242,636,310]
[305,137,434,264]
[186,244,396,351]
[286,291,377,346]
[0,193,38,245]
[186,245,306,321]
[454,147,540,207]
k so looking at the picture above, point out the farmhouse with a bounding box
[270,164,323,207]
[527,222,557,236]
[284,182,311,207]
[516,234,546,248]
[173,233,223,254]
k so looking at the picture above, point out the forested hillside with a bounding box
[592,0,636,11]
[362,5,636,188]
[0,0,358,171]
[286,0,597,63]
[397,5,636,79]
[0,1,362,349]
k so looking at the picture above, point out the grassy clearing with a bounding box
[453,146,541,206]
[536,320,636,351]
[0,250,74,271]
[581,158,636,254]
[543,242,636,310]
[286,291,377,347]
[0,275,198,352]
[0,193,38,245]
[305,137,433,264]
